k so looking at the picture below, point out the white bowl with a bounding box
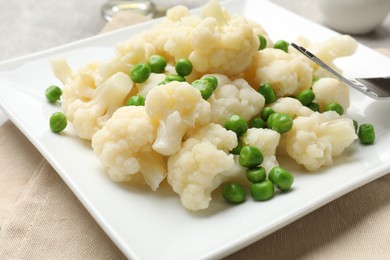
[318,0,390,34]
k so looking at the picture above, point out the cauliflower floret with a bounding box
[187,0,260,76]
[67,72,133,140]
[145,81,211,156]
[91,106,166,191]
[312,77,350,112]
[270,97,314,119]
[167,123,238,211]
[115,29,161,70]
[247,19,273,48]
[244,48,313,97]
[50,58,73,86]
[98,56,132,80]
[294,35,357,78]
[50,59,102,111]
[137,73,166,97]
[284,111,357,171]
[242,128,281,172]
[207,74,265,125]
[113,0,261,77]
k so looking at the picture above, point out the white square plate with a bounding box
[1,0,390,259]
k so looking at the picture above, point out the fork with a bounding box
[291,43,390,100]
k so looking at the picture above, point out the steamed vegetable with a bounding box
[145,81,210,156]
[49,112,67,133]
[91,106,166,191]
[48,0,363,211]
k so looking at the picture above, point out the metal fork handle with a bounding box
[291,43,381,99]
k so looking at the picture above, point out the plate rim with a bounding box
[1,0,390,259]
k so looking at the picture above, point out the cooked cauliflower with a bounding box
[207,74,265,125]
[312,78,350,112]
[283,111,357,171]
[270,97,314,119]
[50,59,102,111]
[244,48,313,97]
[50,58,73,86]
[242,128,281,172]
[136,73,166,97]
[112,0,261,77]
[294,35,357,78]
[145,81,211,156]
[188,0,260,75]
[91,106,166,191]
[167,123,238,211]
[66,72,133,140]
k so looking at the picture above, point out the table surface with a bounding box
[0,0,389,258]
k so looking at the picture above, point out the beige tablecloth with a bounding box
[1,12,390,260]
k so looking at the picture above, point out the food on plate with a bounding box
[49,112,67,133]
[312,77,350,112]
[208,74,265,125]
[250,180,274,201]
[246,166,267,183]
[45,85,62,103]
[144,81,211,156]
[294,35,358,78]
[167,123,238,210]
[239,145,264,168]
[49,0,371,210]
[243,47,314,97]
[268,166,294,191]
[222,182,246,204]
[91,106,166,191]
[282,111,357,171]
[273,40,290,53]
[358,123,375,145]
[66,72,133,140]
[242,128,280,173]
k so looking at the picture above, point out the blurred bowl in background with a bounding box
[318,0,390,35]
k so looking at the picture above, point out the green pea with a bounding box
[126,95,145,106]
[49,112,67,133]
[239,146,264,168]
[165,74,186,82]
[258,35,267,50]
[225,114,248,137]
[250,180,274,201]
[230,139,243,155]
[307,102,320,112]
[274,40,289,53]
[358,123,375,144]
[203,76,218,90]
[258,83,277,104]
[267,113,293,134]
[222,182,246,204]
[325,102,344,115]
[249,117,265,129]
[130,63,151,83]
[45,85,62,103]
[246,166,266,183]
[268,166,294,191]
[192,79,214,100]
[261,107,275,121]
[295,89,315,106]
[175,58,193,77]
[147,55,167,73]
